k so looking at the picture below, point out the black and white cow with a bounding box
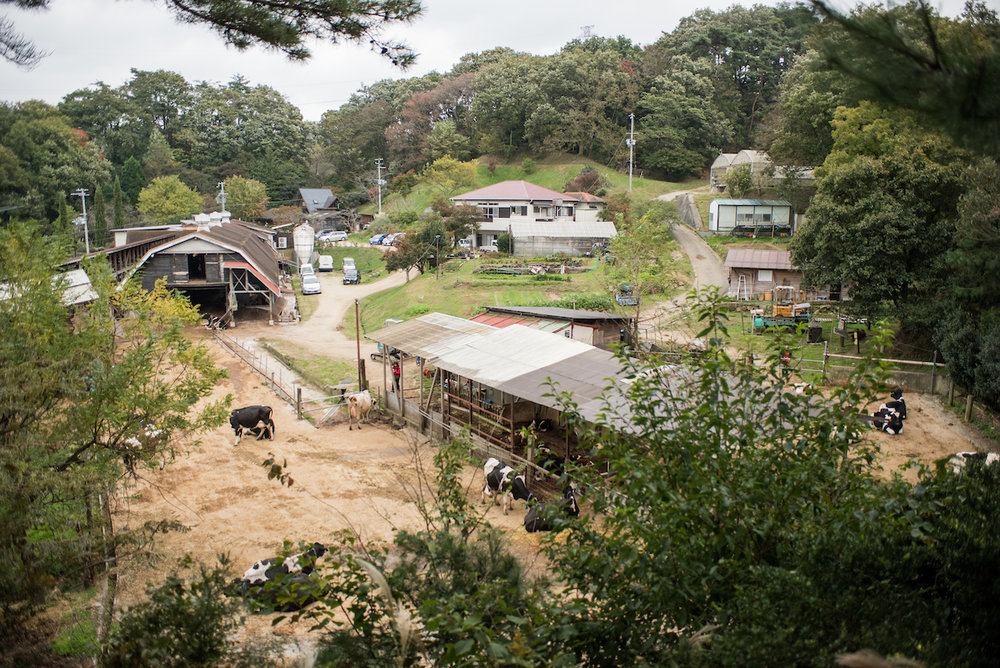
[482,457,534,515]
[870,403,903,435]
[524,485,580,533]
[948,451,1000,473]
[240,542,327,612]
[884,389,907,420]
[230,405,275,445]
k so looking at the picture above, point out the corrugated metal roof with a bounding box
[451,180,575,202]
[365,312,498,359]
[712,199,791,206]
[477,220,617,238]
[724,248,796,270]
[471,312,569,333]
[484,305,629,322]
[366,315,627,422]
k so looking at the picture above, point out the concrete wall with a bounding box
[824,367,952,396]
[675,193,701,229]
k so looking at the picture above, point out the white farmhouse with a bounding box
[450,180,615,256]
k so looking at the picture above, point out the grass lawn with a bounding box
[260,339,357,390]
[343,255,628,339]
[315,245,387,283]
[364,153,705,217]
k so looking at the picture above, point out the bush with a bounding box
[496,232,512,254]
[521,157,537,175]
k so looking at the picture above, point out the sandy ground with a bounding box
[112,249,996,653]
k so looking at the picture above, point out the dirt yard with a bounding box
[112,267,996,654]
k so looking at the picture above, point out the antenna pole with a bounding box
[627,113,636,193]
[72,188,89,255]
[375,158,385,217]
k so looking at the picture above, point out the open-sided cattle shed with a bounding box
[366,313,627,457]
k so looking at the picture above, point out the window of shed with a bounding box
[758,269,773,282]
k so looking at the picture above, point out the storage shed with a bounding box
[709,199,793,235]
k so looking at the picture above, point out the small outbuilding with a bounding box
[709,199,793,236]
[471,306,633,350]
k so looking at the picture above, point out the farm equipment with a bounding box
[615,284,639,307]
[752,287,810,332]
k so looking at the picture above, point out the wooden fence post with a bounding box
[930,350,937,394]
[296,387,302,420]
[964,393,974,423]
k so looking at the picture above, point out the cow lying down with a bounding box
[524,485,580,533]
[238,542,327,611]
[948,451,1000,474]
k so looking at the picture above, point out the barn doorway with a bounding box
[187,254,206,280]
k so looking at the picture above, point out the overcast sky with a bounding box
[0,0,974,123]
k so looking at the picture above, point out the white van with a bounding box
[317,255,334,272]
[300,263,314,275]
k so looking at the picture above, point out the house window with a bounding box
[758,269,773,282]
[277,237,288,249]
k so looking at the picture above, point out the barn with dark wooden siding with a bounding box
[122,214,287,324]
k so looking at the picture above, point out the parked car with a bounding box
[301,274,322,294]
[315,229,336,240]
[391,232,406,245]
[458,237,472,249]
[369,233,386,245]
[328,230,348,242]
[300,263,315,275]
[342,257,356,272]
[480,242,499,253]
[381,233,397,246]
[317,255,334,272]
[343,268,360,285]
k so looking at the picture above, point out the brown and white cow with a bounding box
[346,390,374,430]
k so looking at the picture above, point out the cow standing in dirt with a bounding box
[347,390,374,430]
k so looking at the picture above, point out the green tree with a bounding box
[428,119,473,161]
[120,156,145,206]
[724,163,753,198]
[224,174,268,220]
[0,224,226,641]
[811,0,1000,155]
[92,184,108,249]
[638,57,734,180]
[654,4,817,146]
[0,101,114,221]
[112,175,126,228]
[142,128,179,180]
[420,156,477,196]
[790,103,968,322]
[137,175,202,224]
[3,0,422,68]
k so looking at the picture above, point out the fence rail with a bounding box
[212,330,297,407]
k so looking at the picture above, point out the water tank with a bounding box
[293,222,315,267]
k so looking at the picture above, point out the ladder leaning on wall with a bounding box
[735,275,751,300]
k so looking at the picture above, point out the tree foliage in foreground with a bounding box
[0,224,227,648]
[2,0,422,67]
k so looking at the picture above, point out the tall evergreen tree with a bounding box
[92,186,108,249]
[113,176,126,228]
[120,157,145,206]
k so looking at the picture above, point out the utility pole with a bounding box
[375,158,385,218]
[216,181,227,213]
[435,235,441,280]
[71,188,89,255]
[626,113,636,193]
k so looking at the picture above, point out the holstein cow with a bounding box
[240,542,328,612]
[524,485,580,533]
[482,457,534,515]
[884,389,907,420]
[346,390,374,430]
[948,451,1000,473]
[869,403,903,435]
[230,405,275,445]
